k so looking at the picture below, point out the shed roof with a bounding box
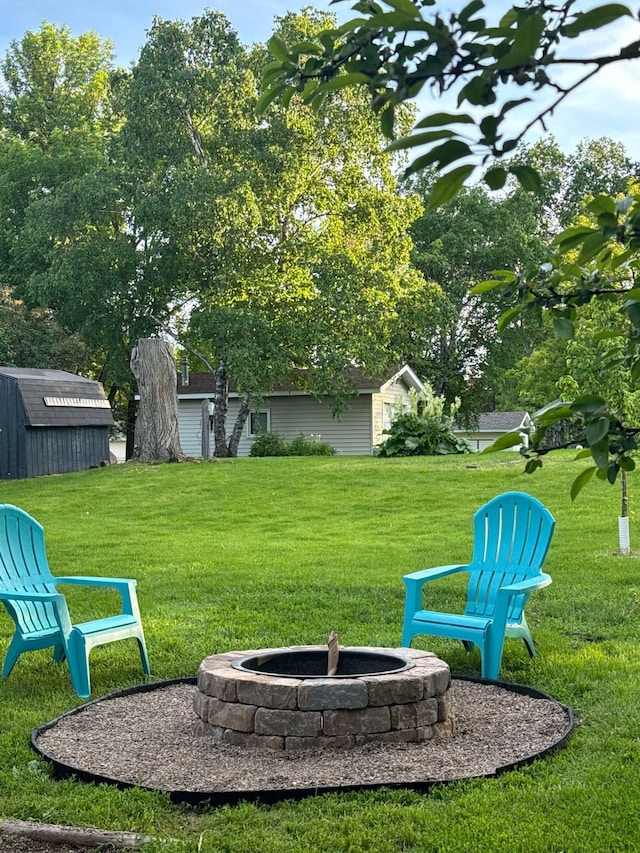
[455,412,531,433]
[0,367,113,427]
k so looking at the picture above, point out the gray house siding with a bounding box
[269,394,372,455]
[176,367,424,458]
[178,394,373,457]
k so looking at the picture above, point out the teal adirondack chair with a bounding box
[0,504,150,698]
[402,491,555,679]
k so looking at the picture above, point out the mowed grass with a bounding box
[1,452,640,852]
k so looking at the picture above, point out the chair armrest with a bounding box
[403,564,469,586]
[52,576,141,620]
[402,565,469,620]
[497,573,552,599]
[0,589,62,603]
[53,576,137,592]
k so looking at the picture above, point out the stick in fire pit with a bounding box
[327,630,339,676]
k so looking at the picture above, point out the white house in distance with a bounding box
[176,365,425,457]
[454,411,532,452]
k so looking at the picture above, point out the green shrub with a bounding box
[249,431,289,456]
[249,432,336,457]
[375,413,471,457]
[288,434,336,456]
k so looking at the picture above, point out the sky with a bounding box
[1,0,640,161]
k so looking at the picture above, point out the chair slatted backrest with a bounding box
[465,492,555,620]
[0,504,61,635]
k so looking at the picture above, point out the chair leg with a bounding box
[462,640,475,652]
[65,632,91,699]
[2,635,25,678]
[482,631,507,680]
[136,633,151,676]
[52,643,66,663]
[522,635,536,658]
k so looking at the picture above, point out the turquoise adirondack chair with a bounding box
[402,491,555,679]
[0,504,150,698]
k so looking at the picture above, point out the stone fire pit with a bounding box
[194,645,453,750]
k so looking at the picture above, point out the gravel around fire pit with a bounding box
[33,678,573,797]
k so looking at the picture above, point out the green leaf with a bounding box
[321,72,371,91]
[570,466,596,501]
[525,457,543,474]
[288,41,322,57]
[553,317,575,339]
[620,455,636,472]
[532,399,573,424]
[576,232,607,264]
[255,83,287,116]
[385,129,454,152]
[415,112,476,129]
[553,225,597,251]
[498,305,521,331]
[426,164,475,207]
[570,394,607,416]
[563,4,632,37]
[380,104,395,139]
[383,0,422,15]
[586,417,610,446]
[459,0,485,24]
[484,167,508,190]
[515,12,546,53]
[481,430,524,453]
[509,165,542,193]
[267,35,290,62]
[615,195,635,215]
[471,278,508,295]
[590,439,610,472]
[574,448,593,460]
[458,75,495,106]
[587,194,617,216]
[407,139,473,172]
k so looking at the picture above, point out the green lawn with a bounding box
[1,452,639,852]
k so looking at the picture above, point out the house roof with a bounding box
[176,365,425,398]
[0,367,114,427]
[456,411,531,433]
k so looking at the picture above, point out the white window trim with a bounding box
[247,409,271,437]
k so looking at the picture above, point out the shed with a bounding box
[454,411,532,452]
[0,367,114,479]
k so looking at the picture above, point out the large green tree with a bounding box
[262,1,640,491]
[403,171,547,423]
[0,286,86,371]
[260,0,640,201]
[0,23,117,291]
[119,8,435,457]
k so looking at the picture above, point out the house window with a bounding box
[248,410,270,436]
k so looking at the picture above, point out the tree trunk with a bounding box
[130,338,185,463]
[201,399,211,457]
[228,394,252,457]
[125,395,137,460]
[212,358,230,457]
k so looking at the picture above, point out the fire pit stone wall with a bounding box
[194,646,454,751]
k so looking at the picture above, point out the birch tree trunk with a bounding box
[212,359,230,457]
[211,359,253,457]
[130,338,185,463]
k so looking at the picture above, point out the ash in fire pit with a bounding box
[195,645,453,751]
[233,648,413,679]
